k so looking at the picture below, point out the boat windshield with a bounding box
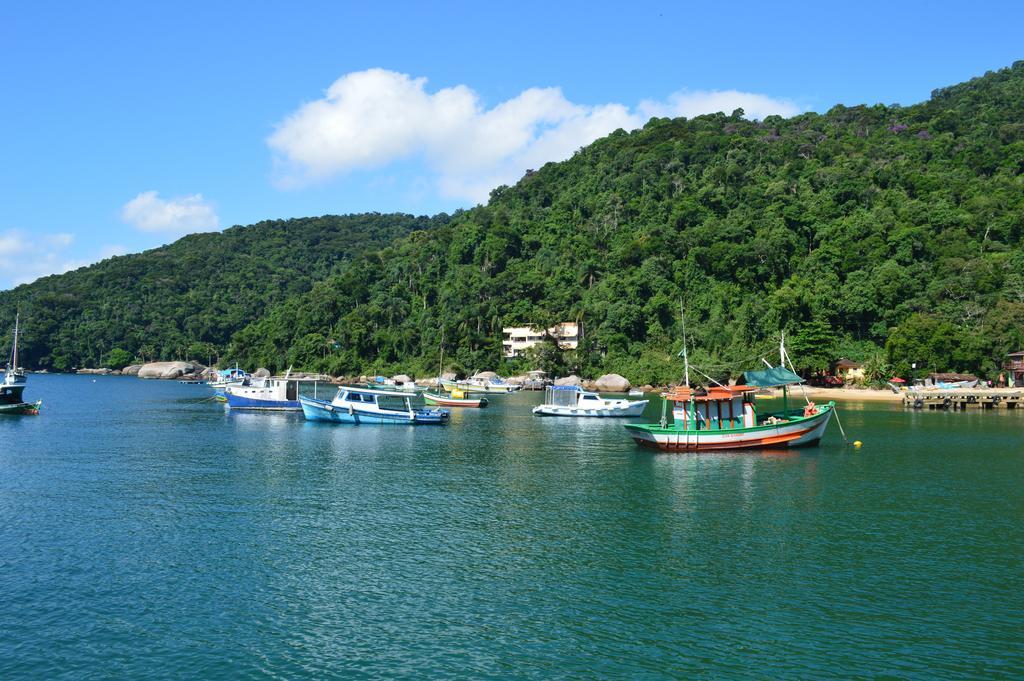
[377,395,412,412]
[545,386,579,407]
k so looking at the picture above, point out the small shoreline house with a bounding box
[502,323,580,359]
[1005,351,1024,385]
[832,358,864,384]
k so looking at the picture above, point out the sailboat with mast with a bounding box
[422,328,489,407]
[623,317,835,452]
[1,313,41,415]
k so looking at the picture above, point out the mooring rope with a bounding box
[831,404,851,445]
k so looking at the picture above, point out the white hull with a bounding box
[440,379,518,394]
[533,400,648,417]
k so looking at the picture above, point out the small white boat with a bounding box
[300,386,449,424]
[224,375,306,411]
[532,385,648,417]
[372,378,420,392]
[208,366,252,401]
[440,376,519,394]
[628,388,645,397]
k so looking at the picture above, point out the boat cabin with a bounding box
[337,387,427,413]
[541,385,604,408]
[216,367,250,381]
[663,386,757,430]
[228,377,301,401]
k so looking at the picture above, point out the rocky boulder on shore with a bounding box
[122,364,142,376]
[554,375,582,387]
[595,373,631,392]
[138,362,201,380]
[253,368,271,378]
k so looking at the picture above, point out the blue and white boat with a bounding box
[224,375,305,411]
[208,366,251,401]
[300,386,450,425]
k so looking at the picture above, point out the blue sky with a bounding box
[2,0,1022,289]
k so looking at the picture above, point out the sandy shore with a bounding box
[756,387,903,402]
[757,386,1024,402]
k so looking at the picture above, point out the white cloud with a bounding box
[121,191,220,234]
[0,231,130,289]
[268,69,801,203]
[639,89,800,121]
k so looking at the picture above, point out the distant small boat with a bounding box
[300,386,450,424]
[208,365,251,400]
[370,376,421,392]
[224,373,306,411]
[936,379,979,389]
[533,385,647,417]
[628,388,645,397]
[422,387,488,408]
[1,313,40,415]
[440,375,519,394]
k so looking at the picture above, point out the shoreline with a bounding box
[755,387,903,402]
[759,386,1024,403]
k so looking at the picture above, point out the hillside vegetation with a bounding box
[0,213,446,369]
[228,62,1024,383]
[5,62,1024,383]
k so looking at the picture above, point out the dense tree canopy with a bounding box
[4,62,1024,384]
[227,62,1024,383]
[0,213,446,369]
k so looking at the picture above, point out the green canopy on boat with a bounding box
[743,365,804,387]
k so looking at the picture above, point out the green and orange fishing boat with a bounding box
[624,321,836,452]
[624,371,835,452]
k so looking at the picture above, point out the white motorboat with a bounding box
[440,375,519,394]
[532,385,648,417]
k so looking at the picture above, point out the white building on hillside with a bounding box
[502,323,580,358]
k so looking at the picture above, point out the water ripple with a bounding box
[0,376,1022,678]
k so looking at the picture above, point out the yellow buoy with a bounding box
[853,440,862,447]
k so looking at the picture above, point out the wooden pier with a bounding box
[903,390,1024,410]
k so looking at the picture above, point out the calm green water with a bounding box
[1,375,1022,679]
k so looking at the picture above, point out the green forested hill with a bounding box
[229,62,1024,383]
[6,63,1024,383]
[0,213,447,369]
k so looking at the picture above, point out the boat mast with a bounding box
[438,327,445,382]
[780,331,789,415]
[680,301,690,388]
[679,300,697,429]
[10,311,18,371]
